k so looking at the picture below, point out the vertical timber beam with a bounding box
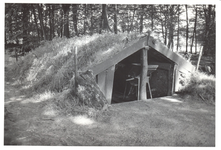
[139,47,149,100]
[105,65,115,104]
[167,64,173,96]
[171,64,178,94]
[174,66,180,92]
[97,70,106,96]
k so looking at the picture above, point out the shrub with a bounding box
[179,71,215,105]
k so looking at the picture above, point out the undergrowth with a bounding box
[5,32,140,116]
[178,71,215,105]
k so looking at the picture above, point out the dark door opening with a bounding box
[111,48,175,104]
[111,51,141,104]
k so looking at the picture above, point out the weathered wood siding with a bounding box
[96,65,115,104]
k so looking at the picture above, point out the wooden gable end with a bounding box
[90,37,148,76]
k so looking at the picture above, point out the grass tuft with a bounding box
[178,71,215,105]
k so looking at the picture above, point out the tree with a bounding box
[163,5,169,45]
[203,5,215,55]
[5,3,215,57]
[72,4,79,36]
[113,4,118,34]
[176,5,180,51]
[62,4,70,38]
[89,4,94,35]
[185,5,189,53]
[167,5,175,51]
[31,4,40,42]
[38,4,46,40]
[49,4,55,40]
[190,6,197,53]
[99,4,112,33]
[158,5,165,41]
[22,4,29,45]
[139,5,145,33]
[129,7,134,32]
[150,5,154,30]
[83,4,88,34]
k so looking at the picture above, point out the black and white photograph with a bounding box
[3,0,217,147]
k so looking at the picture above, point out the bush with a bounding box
[179,71,215,105]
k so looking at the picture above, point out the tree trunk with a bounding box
[48,5,52,40]
[177,5,180,51]
[38,4,46,40]
[31,4,40,42]
[100,4,112,33]
[140,5,144,33]
[191,6,197,54]
[22,4,29,46]
[49,4,55,40]
[203,5,212,55]
[161,20,164,39]
[44,5,49,40]
[60,11,63,38]
[114,4,118,34]
[185,5,189,53]
[84,4,87,35]
[168,5,174,51]
[72,4,79,36]
[164,5,169,45]
[129,6,136,33]
[151,5,154,31]
[8,10,12,40]
[164,25,167,45]
[90,4,94,35]
[51,5,55,39]
[160,6,165,39]
[127,7,130,33]
[62,4,70,38]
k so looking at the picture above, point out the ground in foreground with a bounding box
[4,82,215,146]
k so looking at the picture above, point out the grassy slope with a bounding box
[5,32,140,114]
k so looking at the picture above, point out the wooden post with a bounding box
[105,65,115,104]
[97,70,106,95]
[172,64,178,93]
[139,47,148,100]
[167,64,173,96]
[196,46,203,71]
[74,47,78,91]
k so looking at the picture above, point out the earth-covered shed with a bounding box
[89,33,195,104]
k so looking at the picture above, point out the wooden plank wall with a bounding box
[97,65,115,104]
[150,62,174,95]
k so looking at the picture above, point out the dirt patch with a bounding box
[4,82,215,146]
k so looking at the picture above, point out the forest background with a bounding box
[4,0,217,56]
